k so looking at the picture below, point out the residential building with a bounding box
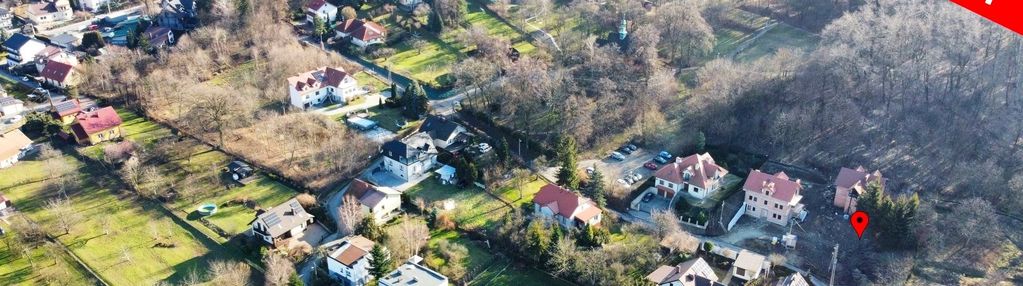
[4,33,47,65]
[79,0,112,12]
[40,60,76,88]
[833,166,885,214]
[378,256,448,286]
[70,106,123,145]
[23,0,73,25]
[305,0,338,24]
[287,66,360,109]
[653,153,728,200]
[0,193,14,217]
[335,19,387,48]
[0,129,32,168]
[0,97,25,117]
[381,132,438,181]
[326,235,376,286]
[0,8,14,29]
[776,273,810,286]
[346,179,402,223]
[34,45,78,73]
[156,0,198,30]
[417,115,469,150]
[250,198,315,247]
[645,257,720,286]
[143,26,175,48]
[743,170,805,226]
[49,33,81,50]
[732,250,767,281]
[50,99,81,124]
[532,183,602,228]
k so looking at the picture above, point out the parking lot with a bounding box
[579,147,658,189]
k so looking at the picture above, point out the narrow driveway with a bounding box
[41,6,143,36]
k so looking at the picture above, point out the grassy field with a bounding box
[405,176,545,230]
[734,23,819,62]
[353,71,390,92]
[0,152,251,285]
[340,105,420,133]
[0,216,96,286]
[426,230,569,286]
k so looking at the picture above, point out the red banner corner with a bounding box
[950,0,1023,35]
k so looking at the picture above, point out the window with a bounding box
[748,195,753,200]
[667,183,674,188]
[736,268,746,276]
[763,200,768,205]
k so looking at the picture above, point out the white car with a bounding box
[478,143,493,153]
[617,178,629,186]
[631,173,643,181]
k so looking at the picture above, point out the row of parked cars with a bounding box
[609,144,639,161]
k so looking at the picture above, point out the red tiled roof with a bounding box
[305,0,327,11]
[331,236,375,266]
[336,19,386,42]
[654,153,727,189]
[287,66,351,93]
[835,166,884,194]
[743,170,802,202]
[70,107,122,139]
[41,61,74,83]
[533,183,597,219]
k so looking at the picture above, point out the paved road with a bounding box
[41,6,143,36]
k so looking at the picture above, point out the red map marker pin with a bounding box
[850,211,869,239]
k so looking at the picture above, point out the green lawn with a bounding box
[174,176,297,236]
[353,71,389,92]
[0,216,96,286]
[495,179,547,206]
[734,23,819,62]
[0,154,250,286]
[406,176,545,231]
[340,105,421,133]
[426,230,569,286]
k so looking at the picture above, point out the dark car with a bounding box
[654,156,669,164]
[626,144,638,152]
[642,192,654,202]
[618,146,633,155]
[227,160,254,181]
[644,162,658,170]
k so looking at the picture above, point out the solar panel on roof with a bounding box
[289,201,302,210]
[264,213,281,226]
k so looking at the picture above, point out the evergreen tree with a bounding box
[525,219,550,261]
[400,81,428,119]
[81,31,106,52]
[313,16,328,42]
[427,9,444,33]
[555,136,580,189]
[695,131,706,152]
[368,244,394,279]
[585,167,607,208]
[356,216,385,241]
[496,138,510,163]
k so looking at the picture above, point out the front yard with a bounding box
[425,230,570,286]
[404,175,546,231]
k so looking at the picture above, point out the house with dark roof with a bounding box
[50,99,81,124]
[833,166,885,214]
[416,115,469,151]
[70,106,122,145]
[532,183,602,228]
[0,129,33,169]
[49,32,80,50]
[250,198,315,247]
[305,0,338,24]
[40,60,76,88]
[4,33,47,65]
[653,153,728,200]
[156,0,198,30]
[381,132,438,182]
[645,257,720,286]
[326,235,375,286]
[379,256,448,286]
[287,66,360,109]
[335,19,387,48]
[143,26,175,48]
[346,179,402,223]
[743,170,805,226]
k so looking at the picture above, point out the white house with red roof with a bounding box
[743,170,805,226]
[532,183,602,228]
[0,129,32,169]
[335,19,387,48]
[327,235,375,286]
[653,153,728,200]
[305,0,338,24]
[346,179,402,223]
[70,106,123,145]
[287,66,360,109]
[833,166,885,214]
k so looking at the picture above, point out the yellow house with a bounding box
[50,99,81,125]
[70,106,122,145]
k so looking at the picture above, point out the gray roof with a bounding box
[417,116,462,140]
[51,33,80,45]
[253,198,314,237]
[0,97,21,106]
[379,259,448,286]
[381,133,436,165]
[695,276,725,286]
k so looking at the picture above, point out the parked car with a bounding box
[642,192,654,202]
[617,178,629,186]
[610,151,626,161]
[624,177,635,185]
[654,156,669,164]
[644,162,658,170]
[20,76,29,82]
[226,160,254,181]
[478,143,493,153]
[626,144,638,152]
[586,166,595,175]
[631,173,643,181]
[618,146,633,155]
[87,24,99,31]
[658,151,672,159]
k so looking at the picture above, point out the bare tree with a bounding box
[650,209,680,239]
[44,197,81,235]
[338,195,365,237]
[387,218,430,261]
[654,1,714,65]
[262,253,294,286]
[208,259,252,286]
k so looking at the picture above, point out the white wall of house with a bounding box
[366,195,401,223]
[351,37,384,48]
[744,192,798,226]
[732,265,761,281]
[80,0,112,11]
[383,155,436,182]
[433,126,467,148]
[7,40,46,65]
[327,248,372,286]
[288,77,359,109]
[251,222,274,244]
[306,3,338,23]
[1,102,25,117]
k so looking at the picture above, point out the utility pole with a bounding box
[829,244,839,286]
